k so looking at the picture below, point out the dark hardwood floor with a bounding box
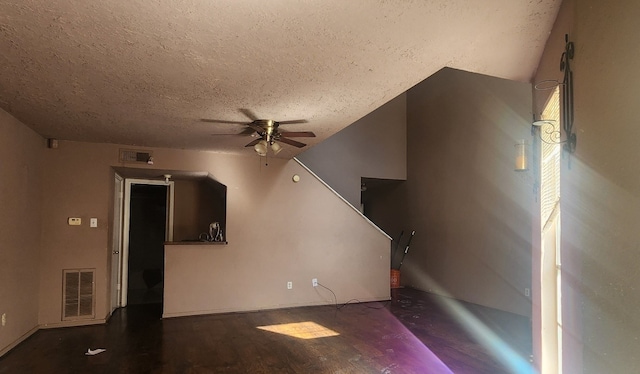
[0,288,532,373]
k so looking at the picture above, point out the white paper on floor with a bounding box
[85,348,106,356]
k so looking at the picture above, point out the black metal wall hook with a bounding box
[560,34,577,153]
[534,34,577,153]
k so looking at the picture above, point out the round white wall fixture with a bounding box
[292,174,300,183]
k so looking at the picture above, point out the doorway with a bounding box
[121,179,174,307]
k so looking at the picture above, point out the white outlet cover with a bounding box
[90,218,98,228]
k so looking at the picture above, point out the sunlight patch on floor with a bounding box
[257,321,340,340]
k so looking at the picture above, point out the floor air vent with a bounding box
[62,269,95,320]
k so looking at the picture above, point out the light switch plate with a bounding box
[68,217,81,226]
[90,218,98,228]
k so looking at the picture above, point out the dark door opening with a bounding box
[127,184,167,306]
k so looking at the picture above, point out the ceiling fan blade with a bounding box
[211,127,256,136]
[278,137,307,148]
[244,139,262,147]
[279,131,316,138]
[200,119,249,125]
[278,119,308,125]
[239,108,259,121]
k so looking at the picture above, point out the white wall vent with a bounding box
[62,269,96,320]
[119,149,153,163]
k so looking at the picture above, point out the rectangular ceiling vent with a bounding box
[119,149,153,163]
[62,269,96,320]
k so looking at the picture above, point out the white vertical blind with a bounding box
[541,87,561,229]
[539,85,563,374]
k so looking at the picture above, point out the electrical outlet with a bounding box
[525,288,531,297]
[287,281,293,290]
[1,313,6,326]
[312,278,318,287]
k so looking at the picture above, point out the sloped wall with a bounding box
[368,68,534,317]
[297,94,407,207]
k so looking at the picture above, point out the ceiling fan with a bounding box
[201,109,316,155]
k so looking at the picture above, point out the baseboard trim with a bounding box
[39,318,106,329]
[0,325,39,358]
[1,317,109,358]
[162,296,390,319]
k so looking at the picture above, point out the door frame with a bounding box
[120,178,175,307]
[110,173,124,313]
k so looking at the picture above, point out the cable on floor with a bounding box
[317,283,391,310]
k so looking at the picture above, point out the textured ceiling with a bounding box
[0,0,560,158]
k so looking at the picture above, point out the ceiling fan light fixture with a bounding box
[254,140,268,156]
[270,142,282,155]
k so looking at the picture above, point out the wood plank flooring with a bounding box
[0,288,532,373]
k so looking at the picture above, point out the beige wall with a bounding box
[298,94,407,207]
[38,141,115,326]
[369,68,534,317]
[164,160,390,317]
[36,140,389,326]
[0,109,43,354]
[533,0,640,372]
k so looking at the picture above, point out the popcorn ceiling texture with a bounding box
[0,0,560,157]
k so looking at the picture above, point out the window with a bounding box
[540,86,562,374]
